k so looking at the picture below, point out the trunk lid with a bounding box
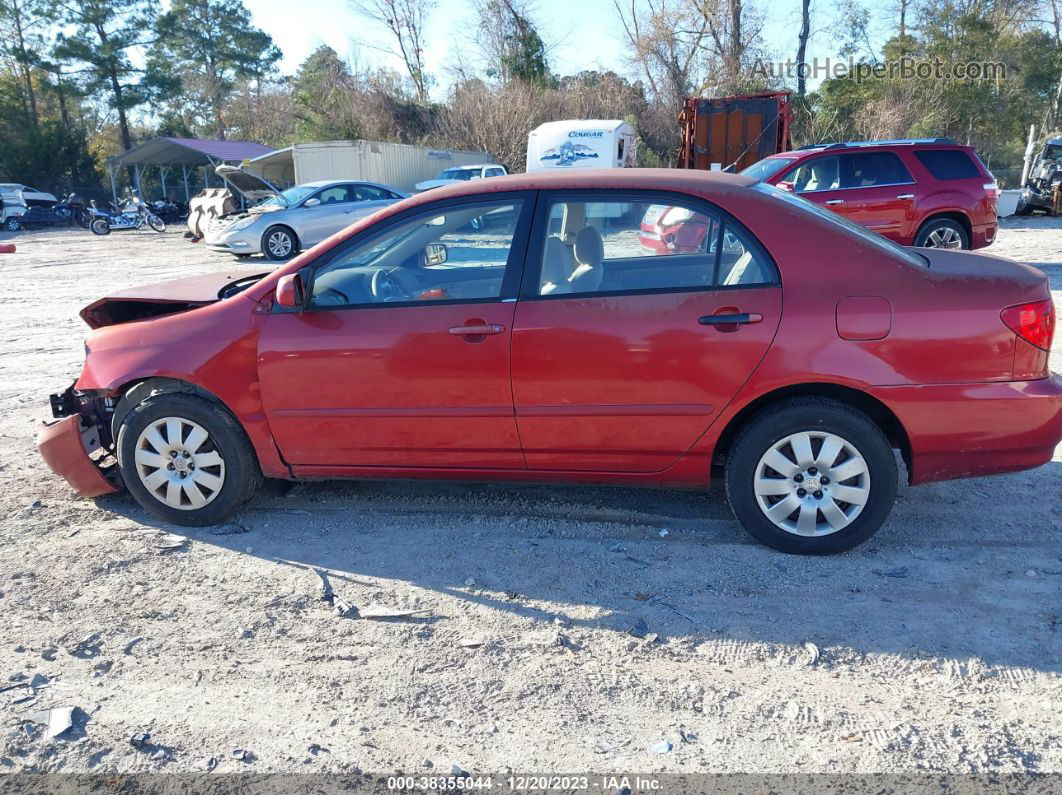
[80,271,270,329]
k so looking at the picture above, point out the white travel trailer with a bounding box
[525,120,637,172]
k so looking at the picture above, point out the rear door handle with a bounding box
[825,199,844,205]
[896,193,914,200]
[698,313,763,326]
[449,323,505,336]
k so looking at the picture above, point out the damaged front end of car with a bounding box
[37,382,121,497]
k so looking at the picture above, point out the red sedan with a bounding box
[38,169,1061,554]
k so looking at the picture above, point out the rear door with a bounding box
[510,190,782,473]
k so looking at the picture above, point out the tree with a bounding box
[474,0,551,85]
[352,0,434,102]
[290,45,360,140]
[795,0,811,96]
[154,0,281,140]
[0,0,49,129]
[52,0,172,152]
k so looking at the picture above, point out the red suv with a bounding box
[734,139,998,250]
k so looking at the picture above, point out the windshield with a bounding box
[259,184,316,207]
[437,168,477,181]
[740,157,798,181]
[752,182,928,268]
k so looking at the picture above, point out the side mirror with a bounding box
[303,197,320,207]
[776,181,795,193]
[275,273,304,309]
[423,243,448,266]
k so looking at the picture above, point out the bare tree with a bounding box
[613,0,709,103]
[352,0,434,102]
[795,0,810,96]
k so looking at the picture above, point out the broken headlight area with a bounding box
[46,384,121,482]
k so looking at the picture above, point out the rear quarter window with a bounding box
[913,149,980,180]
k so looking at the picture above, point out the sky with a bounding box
[242,0,870,96]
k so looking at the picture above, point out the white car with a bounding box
[414,164,508,192]
[206,166,407,260]
[0,183,57,208]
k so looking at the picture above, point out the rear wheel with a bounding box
[262,225,298,260]
[724,398,898,554]
[117,393,261,526]
[90,217,110,236]
[4,217,19,232]
[914,218,969,250]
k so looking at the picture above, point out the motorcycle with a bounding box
[54,192,91,228]
[151,198,183,224]
[90,191,166,235]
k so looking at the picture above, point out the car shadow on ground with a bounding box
[99,459,1062,675]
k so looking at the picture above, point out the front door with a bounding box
[511,192,782,473]
[257,194,533,469]
[833,151,917,241]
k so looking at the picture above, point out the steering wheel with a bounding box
[370,267,414,302]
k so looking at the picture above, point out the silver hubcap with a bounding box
[753,431,870,537]
[268,231,292,257]
[923,226,962,249]
[134,417,225,510]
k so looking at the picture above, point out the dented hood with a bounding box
[80,270,270,329]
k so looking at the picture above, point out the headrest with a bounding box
[573,226,604,267]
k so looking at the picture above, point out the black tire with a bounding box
[147,214,166,232]
[914,217,969,249]
[261,225,298,260]
[75,208,92,228]
[724,398,898,555]
[90,217,110,236]
[5,217,20,232]
[1013,196,1034,217]
[117,393,262,527]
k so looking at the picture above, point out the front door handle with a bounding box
[699,313,763,326]
[896,193,914,200]
[449,323,505,336]
[825,199,844,205]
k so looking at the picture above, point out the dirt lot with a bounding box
[0,219,1060,778]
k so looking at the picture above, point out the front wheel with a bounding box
[4,217,19,232]
[90,217,110,236]
[117,393,261,526]
[914,218,969,250]
[724,398,898,554]
[262,225,298,260]
[147,213,166,232]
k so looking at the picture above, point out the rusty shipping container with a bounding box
[677,92,794,171]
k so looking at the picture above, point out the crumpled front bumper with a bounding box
[36,412,120,498]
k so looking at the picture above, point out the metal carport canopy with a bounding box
[106,137,275,203]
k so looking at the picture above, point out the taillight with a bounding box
[983,181,999,199]
[1001,299,1055,351]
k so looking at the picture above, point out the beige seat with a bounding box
[540,203,605,295]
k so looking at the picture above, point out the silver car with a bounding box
[206,166,407,260]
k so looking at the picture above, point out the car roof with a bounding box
[775,140,970,158]
[398,167,757,206]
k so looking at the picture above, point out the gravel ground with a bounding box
[0,218,1060,778]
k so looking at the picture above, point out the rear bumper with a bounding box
[971,219,997,249]
[869,374,1062,484]
[36,416,120,498]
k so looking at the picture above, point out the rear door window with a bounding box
[841,152,913,187]
[529,194,778,297]
[913,149,980,179]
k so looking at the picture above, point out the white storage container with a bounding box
[245,141,497,193]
